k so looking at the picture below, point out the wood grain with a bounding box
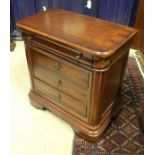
[17,8,137,58]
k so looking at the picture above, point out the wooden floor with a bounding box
[135,50,144,73]
[130,49,144,77]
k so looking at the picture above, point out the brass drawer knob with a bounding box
[57,93,61,99]
[75,53,83,60]
[56,79,62,86]
[27,36,31,40]
[75,55,81,60]
[54,62,62,70]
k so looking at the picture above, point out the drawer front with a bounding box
[25,34,92,66]
[31,48,92,103]
[33,78,87,117]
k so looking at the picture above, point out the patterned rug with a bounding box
[73,55,144,155]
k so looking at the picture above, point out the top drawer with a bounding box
[31,48,91,90]
[24,34,93,67]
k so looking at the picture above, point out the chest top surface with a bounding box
[17,8,137,58]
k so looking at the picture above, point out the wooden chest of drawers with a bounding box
[17,8,137,141]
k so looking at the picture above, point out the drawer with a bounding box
[31,48,92,103]
[33,78,87,117]
[25,34,92,66]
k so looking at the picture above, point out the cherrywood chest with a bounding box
[17,8,137,141]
